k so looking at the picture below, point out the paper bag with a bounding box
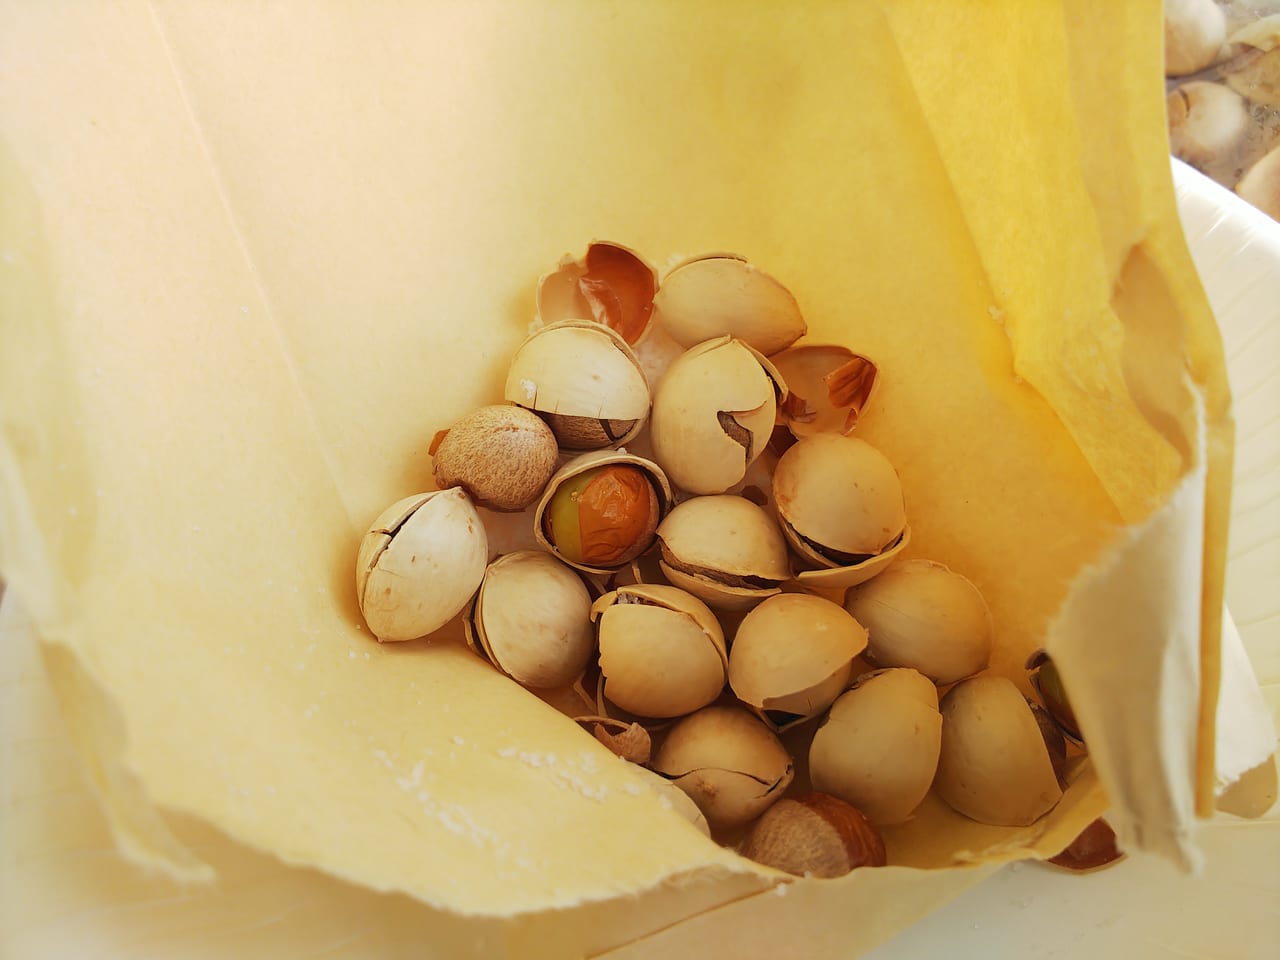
[0,1,1268,957]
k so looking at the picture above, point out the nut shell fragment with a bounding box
[650,336,786,495]
[355,488,488,642]
[464,550,594,688]
[653,254,806,355]
[770,345,879,437]
[935,676,1064,826]
[655,495,791,610]
[505,320,650,450]
[845,559,992,685]
[537,241,658,345]
[653,705,794,831]
[808,668,942,825]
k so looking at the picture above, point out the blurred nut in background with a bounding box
[845,559,993,685]
[655,494,792,610]
[650,336,786,494]
[431,405,559,511]
[504,319,650,449]
[464,550,595,688]
[1166,81,1251,177]
[653,705,795,832]
[652,254,806,355]
[809,668,942,825]
[729,593,869,729]
[1222,14,1280,106]
[355,488,489,642]
[592,583,728,718]
[1164,0,1227,76]
[1237,142,1280,217]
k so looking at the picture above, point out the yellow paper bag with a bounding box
[0,1,1266,957]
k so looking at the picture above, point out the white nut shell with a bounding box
[504,320,650,449]
[935,675,1064,827]
[809,668,942,825]
[650,336,784,495]
[845,559,992,685]
[652,254,806,355]
[355,489,488,642]
[466,551,594,688]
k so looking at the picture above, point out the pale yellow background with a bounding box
[0,2,1267,957]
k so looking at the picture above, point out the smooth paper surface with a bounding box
[0,1,1266,956]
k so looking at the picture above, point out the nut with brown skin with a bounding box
[1046,817,1124,872]
[739,793,886,878]
[534,450,672,574]
[431,405,559,512]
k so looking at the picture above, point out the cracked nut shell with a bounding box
[935,675,1064,826]
[464,550,595,688]
[534,450,672,574]
[808,668,942,824]
[773,433,909,589]
[653,705,794,832]
[650,336,786,495]
[355,488,488,642]
[592,583,728,719]
[655,494,791,610]
[504,319,650,450]
[728,593,868,729]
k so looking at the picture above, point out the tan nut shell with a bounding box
[464,551,594,688]
[936,675,1064,826]
[808,668,942,825]
[591,584,727,719]
[355,488,488,642]
[504,320,650,449]
[729,594,868,728]
[533,449,673,574]
[653,705,794,831]
[1166,83,1250,174]
[652,254,806,355]
[650,336,786,495]
[774,433,910,589]
[655,494,791,610]
[845,559,993,685]
[1164,0,1226,76]
[625,764,712,837]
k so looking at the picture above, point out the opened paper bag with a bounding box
[0,1,1273,957]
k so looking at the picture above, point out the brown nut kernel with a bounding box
[431,405,559,512]
[739,793,886,878]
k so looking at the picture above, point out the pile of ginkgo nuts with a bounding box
[354,242,1116,879]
